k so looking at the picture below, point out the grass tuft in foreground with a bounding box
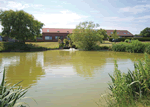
[0,68,37,107]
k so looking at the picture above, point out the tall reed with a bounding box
[0,68,36,107]
[97,52,150,107]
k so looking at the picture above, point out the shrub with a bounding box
[145,45,150,54]
[130,40,146,53]
[59,43,64,48]
[0,42,47,52]
[63,39,69,47]
[112,40,147,53]
[112,42,126,52]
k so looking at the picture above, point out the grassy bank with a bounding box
[96,53,150,107]
[0,42,49,52]
[26,42,59,49]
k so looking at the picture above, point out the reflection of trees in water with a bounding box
[44,51,150,78]
[1,52,45,88]
[71,51,107,77]
[44,51,74,66]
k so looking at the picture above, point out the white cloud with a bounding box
[6,1,30,10]
[0,1,43,10]
[119,4,150,14]
[33,10,89,28]
[102,16,135,22]
[136,15,150,19]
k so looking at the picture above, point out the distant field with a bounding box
[26,42,59,49]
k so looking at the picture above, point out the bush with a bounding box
[109,37,150,42]
[145,44,150,54]
[130,40,146,53]
[112,40,147,53]
[112,42,126,52]
[0,42,47,52]
[59,43,64,48]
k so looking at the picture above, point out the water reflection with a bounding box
[0,52,45,88]
[0,51,149,88]
[0,50,150,107]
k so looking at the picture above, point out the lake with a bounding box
[0,50,149,107]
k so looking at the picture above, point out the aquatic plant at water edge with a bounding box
[108,53,150,106]
[96,53,150,107]
[0,68,37,107]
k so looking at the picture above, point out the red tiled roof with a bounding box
[42,28,74,33]
[106,30,133,36]
[42,28,133,36]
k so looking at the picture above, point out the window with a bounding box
[127,32,130,34]
[111,32,113,34]
[67,31,69,33]
[47,29,49,32]
[45,36,52,40]
[55,36,59,40]
[106,32,107,34]
[124,32,126,34]
[60,36,63,39]
[57,31,59,32]
[117,32,119,34]
[37,36,43,40]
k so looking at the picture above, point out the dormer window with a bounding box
[67,31,69,33]
[127,32,130,34]
[117,32,119,34]
[57,31,59,32]
[124,32,126,34]
[47,29,49,32]
[111,32,113,34]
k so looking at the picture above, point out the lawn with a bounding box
[25,40,150,49]
[26,42,59,49]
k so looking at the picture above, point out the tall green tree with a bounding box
[97,28,108,40]
[111,30,118,40]
[140,27,150,37]
[0,10,44,43]
[69,21,104,50]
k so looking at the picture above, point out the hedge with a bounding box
[109,37,150,42]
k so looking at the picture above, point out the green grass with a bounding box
[26,42,59,49]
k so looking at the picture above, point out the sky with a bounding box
[0,0,150,35]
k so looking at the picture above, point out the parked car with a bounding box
[112,39,119,42]
[0,36,2,41]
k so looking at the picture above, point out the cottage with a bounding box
[28,28,134,42]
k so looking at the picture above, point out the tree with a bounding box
[0,10,44,43]
[111,30,118,40]
[97,28,108,40]
[69,21,104,50]
[140,27,150,37]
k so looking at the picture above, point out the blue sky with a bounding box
[0,0,150,34]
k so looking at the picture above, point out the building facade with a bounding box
[29,28,134,42]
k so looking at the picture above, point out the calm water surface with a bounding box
[0,50,149,107]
